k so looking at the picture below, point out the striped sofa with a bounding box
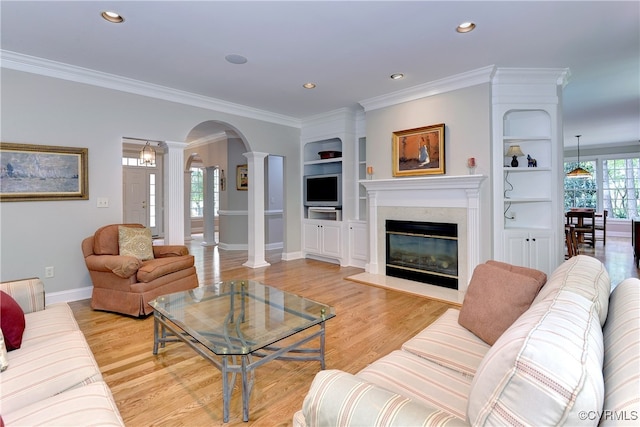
[0,278,124,426]
[294,255,640,426]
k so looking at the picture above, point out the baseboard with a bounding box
[46,286,92,304]
[281,251,303,261]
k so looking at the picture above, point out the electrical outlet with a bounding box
[45,266,54,278]
[97,197,109,208]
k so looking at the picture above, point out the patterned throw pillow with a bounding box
[118,226,154,261]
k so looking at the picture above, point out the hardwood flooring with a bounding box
[70,235,638,426]
[70,244,452,426]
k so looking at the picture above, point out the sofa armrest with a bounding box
[0,277,45,314]
[84,254,142,279]
[153,245,189,258]
[302,370,468,427]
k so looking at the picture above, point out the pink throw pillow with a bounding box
[0,291,26,350]
[486,260,547,289]
[458,263,543,345]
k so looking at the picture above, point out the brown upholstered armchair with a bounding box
[81,224,198,317]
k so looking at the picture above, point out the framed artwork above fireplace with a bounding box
[392,123,445,177]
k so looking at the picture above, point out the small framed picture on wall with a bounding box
[236,164,248,190]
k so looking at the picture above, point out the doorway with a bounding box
[122,141,164,237]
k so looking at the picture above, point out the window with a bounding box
[602,158,639,219]
[149,173,156,227]
[564,156,639,219]
[190,167,220,218]
[190,167,203,217]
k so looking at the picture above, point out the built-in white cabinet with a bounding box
[491,68,569,276]
[303,220,343,263]
[300,108,361,267]
[503,229,553,274]
[348,220,367,268]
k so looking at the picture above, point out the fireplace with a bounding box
[386,220,458,289]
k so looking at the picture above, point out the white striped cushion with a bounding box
[402,308,490,378]
[2,381,124,426]
[468,290,604,426]
[533,255,611,325]
[21,303,80,345]
[0,329,8,372]
[601,278,640,426]
[0,330,103,414]
[0,278,45,314]
[302,369,467,427]
[357,350,472,420]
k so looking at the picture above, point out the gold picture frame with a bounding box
[0,142,88,202]
[392,123,445,176]
[236,164,248,191]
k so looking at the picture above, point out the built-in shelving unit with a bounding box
[303,137,342,220]
[357,137,367,221]
[492,68,569,275]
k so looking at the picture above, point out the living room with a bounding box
[1,1,639,425]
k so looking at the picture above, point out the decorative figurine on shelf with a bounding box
[527,155,537,167]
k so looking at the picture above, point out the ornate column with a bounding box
[160,141,186,245]
[243,152,270,268]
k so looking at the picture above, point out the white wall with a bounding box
[0,69,301,296]
[364,83,494,262]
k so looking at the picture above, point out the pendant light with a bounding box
[566,135,591,178]
[140,141,156,166]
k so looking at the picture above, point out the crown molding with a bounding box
[359,65,496,112]
[0,50,301,129]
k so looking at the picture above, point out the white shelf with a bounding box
[304,158,342,166]
[503,136,551,142]
[504,197,552,203]
[503,167,551,172]
[308,207,342,221]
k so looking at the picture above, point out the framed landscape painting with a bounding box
[392,123,445,176]
[0,142,88,201]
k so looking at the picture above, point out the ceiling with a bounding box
[1,1,638,149]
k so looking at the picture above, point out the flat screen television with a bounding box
[304,173,342,207]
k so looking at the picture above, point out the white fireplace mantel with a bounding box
[360,174,487,296]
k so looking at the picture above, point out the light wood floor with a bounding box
[70,235,638,426]
[70,245,452,426]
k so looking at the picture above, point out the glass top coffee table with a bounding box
[150,280,335,422]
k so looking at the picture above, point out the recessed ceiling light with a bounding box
[101,11,124,23]
[456,22,476,33]
[390,73,404,80]
[225,54,248,65]
[303,83,316,89]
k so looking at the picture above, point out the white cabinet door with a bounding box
[321,222,342,258]
[504,231,529,267]
[529,231,553,274]
[303,221,322,254]
[349,221,368,263]
[503,230,554,274]
[302,220,343,262]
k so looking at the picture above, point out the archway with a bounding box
[183,120,283,268]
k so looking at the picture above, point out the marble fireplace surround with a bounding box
[353,175,486,305]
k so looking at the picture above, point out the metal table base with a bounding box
[152,312,327,422]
